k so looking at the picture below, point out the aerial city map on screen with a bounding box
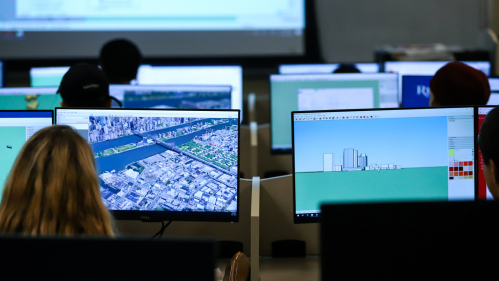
[88,115,239,214]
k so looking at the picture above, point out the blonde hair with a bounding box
[0,125,114,236]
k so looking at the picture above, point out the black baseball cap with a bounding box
[58,64,121,107]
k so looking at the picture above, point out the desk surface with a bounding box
[217,256,320,281]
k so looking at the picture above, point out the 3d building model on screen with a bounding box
[323,148,401,172]
[88,116,238,213]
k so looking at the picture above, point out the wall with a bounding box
[317,0,491,62]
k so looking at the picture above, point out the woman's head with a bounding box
[429,62,490,106]
[0,125,113,236]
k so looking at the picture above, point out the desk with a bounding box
[217,256,320,281]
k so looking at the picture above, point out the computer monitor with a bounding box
[110,85,234,110]
[0,61,3,87]
[401,75,433,107]
[137,65,243,112]
[56,108,240,222]
[0,236,215,280]
[0,87,61,110]
[385,61,491,102]
[321,201,499,280]
[279,63,380,74]
[30,66,69,87]
[271,73,399,153]
[292,107,476,223]
[477,106,496,200]
[0,110,53,197]
[402,76,499,107]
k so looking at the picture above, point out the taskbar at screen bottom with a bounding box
[111,210,239,222]
[294,213,321,223]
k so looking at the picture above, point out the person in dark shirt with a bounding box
[99,39,142,85]
[478,106,499,199]
[429,62,490,106]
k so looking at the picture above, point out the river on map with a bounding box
[96,144,167,174]
[92,135,143,154]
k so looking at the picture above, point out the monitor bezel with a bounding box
[55,107,241,222]
[292,106,477,224]
[269,72,399,154]
[475,105,496,200]
[401,75,433,108]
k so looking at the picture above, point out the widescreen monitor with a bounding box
[477,106,495,200]
[110,85,236,110]
[279,63,380,74]
[402,76,499,107]
[0,0,305,58]
[292,107,476,223]
[30,66,69,87]
[0,87,60,110]
[56,108,240,222]
[0,110,53,196]
[137,65,243,112]
[385,61,491,102]
[271,73,399,153]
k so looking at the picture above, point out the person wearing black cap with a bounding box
[99,39,142,85]
[58,64,121,108]
[478,106,499,200]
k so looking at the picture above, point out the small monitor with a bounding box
[0,87,61,110]
[0,110,53,196]
[0,61,3,87]
[385,61,491,102]
[137,65,243,113]
[487,78,499,105]
[110,85,234,110]
[402,76,499,107]
[279,63,380,74]
[401,75,433,107]
[56,108,240,222]
[292,107,476,223]
[271,73,399,153]
[30,66,70,87]
[477,106,496,200]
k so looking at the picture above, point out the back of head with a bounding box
[479,107,499,173]
[100,39,142,84]
[333,64,361,74]
[0,125,113,236]
[430,62,491,106]
[58,63,111,107]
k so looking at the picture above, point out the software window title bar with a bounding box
[294,108,473,121]
[57,109,239,119]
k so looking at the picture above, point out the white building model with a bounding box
[323,148,401,172]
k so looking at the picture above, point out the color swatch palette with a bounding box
[449,161,473,180]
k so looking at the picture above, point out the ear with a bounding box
[106,98,113,108]
[490,159,498,185]
[60,101,69,107]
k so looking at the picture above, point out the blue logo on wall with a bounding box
[402,76,433,107]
